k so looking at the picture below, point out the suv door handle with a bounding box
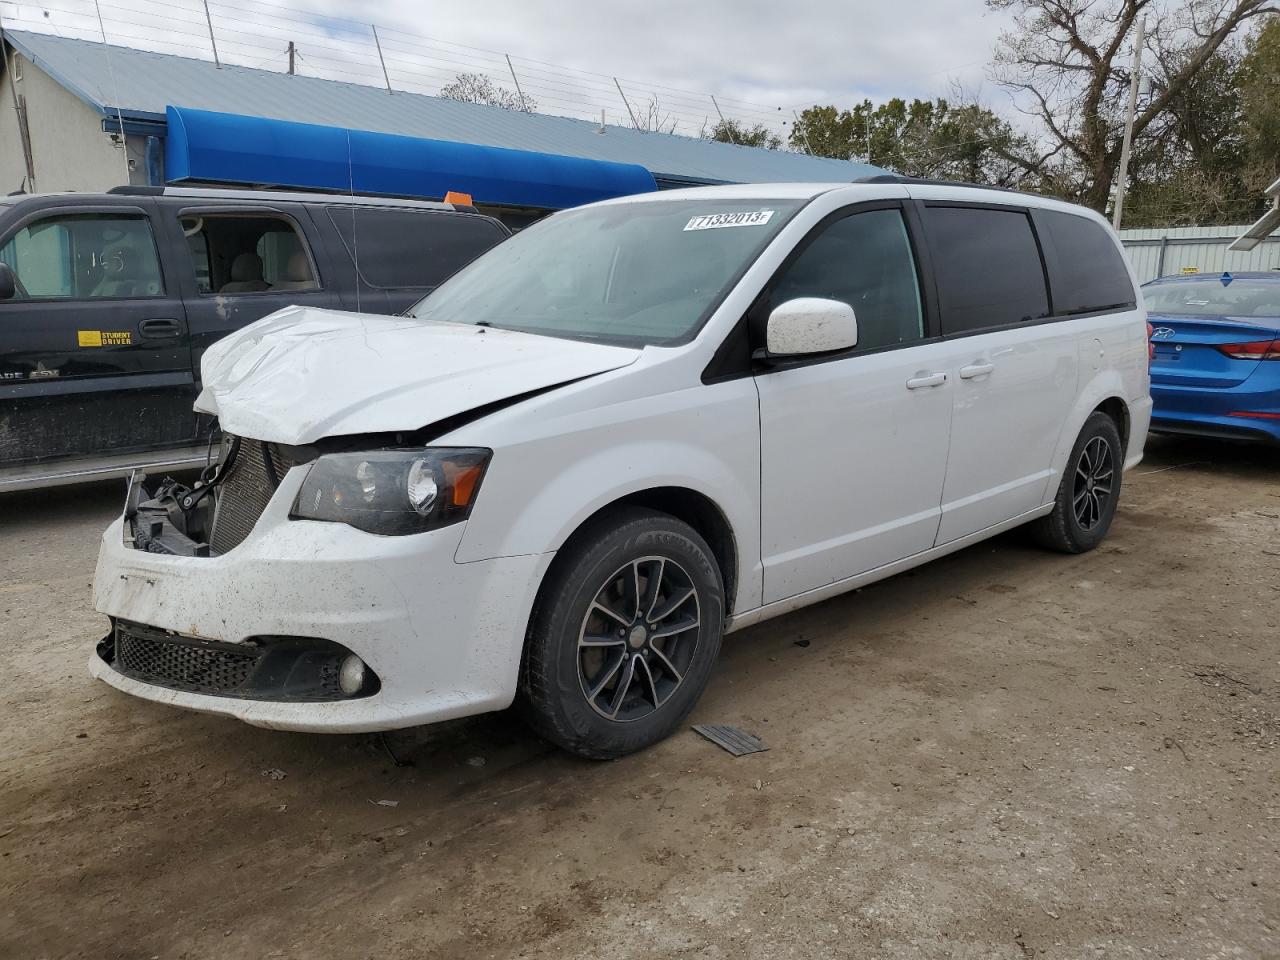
[959,361,995,379]
[138,318,183,340]
[905,371,947,390]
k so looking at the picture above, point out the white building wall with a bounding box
[0,50,146,194]
[1120,224,1280,284]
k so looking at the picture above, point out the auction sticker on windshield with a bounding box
[684,210,775,231]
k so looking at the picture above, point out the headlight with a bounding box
[290,448,491,535]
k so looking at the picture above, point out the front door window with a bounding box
[0,214,164,300]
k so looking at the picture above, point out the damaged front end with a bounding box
[104,433,384,703]
[126,434,299,558]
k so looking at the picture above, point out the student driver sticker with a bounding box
[684,210,775,231]
[77,330,132,347]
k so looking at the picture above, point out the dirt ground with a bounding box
[1,435,1277,960]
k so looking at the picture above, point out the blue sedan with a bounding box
[1145,272,1280,444]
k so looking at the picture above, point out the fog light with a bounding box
[338,654,367,695]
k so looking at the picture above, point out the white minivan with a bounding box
[91,178,1152,758]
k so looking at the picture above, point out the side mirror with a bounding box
[765,297,858,357]
[0,262,15,301]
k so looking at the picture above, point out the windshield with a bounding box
[408,198,806,345]
[1143,277,1280,318]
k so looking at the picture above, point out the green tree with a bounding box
[1239,17,1280,193]
[1116,16,1279,226]
[707,118,782,150]
[789,97,1039,188]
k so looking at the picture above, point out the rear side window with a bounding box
[1037,210,1135,315]
[326,208,506,289]
[924,206,1049,335]
[180,214,318,295]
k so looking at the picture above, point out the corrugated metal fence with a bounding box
[1119,224,1280,283]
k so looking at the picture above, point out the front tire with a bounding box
[1032,410,1124,553]
[519,508,725,759]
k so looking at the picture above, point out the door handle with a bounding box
[959,361,995,380]
[905,371,947,390]
[138,318,183,340]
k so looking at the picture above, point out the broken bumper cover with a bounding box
[90,469,552,733]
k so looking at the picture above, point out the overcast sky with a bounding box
[3,0,1019,135]
[311,0,1017,113]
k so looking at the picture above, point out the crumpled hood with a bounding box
[195,307,641,445]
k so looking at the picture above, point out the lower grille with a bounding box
[116,625,260,695]
[105,622,371,701]
[209,436,295,555]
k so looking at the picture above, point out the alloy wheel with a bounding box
[1072,436,1114,530]
[577,556,701,722]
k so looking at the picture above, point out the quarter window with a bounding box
[179,214,319,295]
[767,208,924,352]
[326,207,507,289]
[1037,210,1135,315]
[924,206,1050,334]
[0,214,164,299]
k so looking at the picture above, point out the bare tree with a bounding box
[439,72,535,111]
[988,0,1276,213]
[638,96,678,134]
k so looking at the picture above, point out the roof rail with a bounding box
[853,174,1029,196]
[107,184,466,211]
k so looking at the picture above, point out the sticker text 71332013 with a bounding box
[683,210,775,232]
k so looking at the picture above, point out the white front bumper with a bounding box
[91,470,552,732]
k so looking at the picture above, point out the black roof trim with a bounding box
[854,174,1041,199]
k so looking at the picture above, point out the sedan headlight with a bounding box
[291,448,491,535]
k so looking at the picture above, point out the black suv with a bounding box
[0,186,510,490]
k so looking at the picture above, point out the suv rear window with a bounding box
[326,208,506,289]
[924,205,1050,335]
[1037,210,1135,315]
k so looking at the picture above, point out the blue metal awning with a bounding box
[164,106,658,209]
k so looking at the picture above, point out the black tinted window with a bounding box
[925,206,1049,334]
[327,208,506,289]
[1038,210,1135,314]
[768,208,924,352]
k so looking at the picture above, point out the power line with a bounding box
[0,0,799,139]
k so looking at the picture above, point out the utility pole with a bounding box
[614,78,640,130]
[201,0,220,68]
[710,95,735,143]
[505,55,529,112]
[93,0,133,184]
[1112,14,1145,230]
[792,109,814,156]
[0,9,37,190]
[287,40,295,75]
[371,24,392,95]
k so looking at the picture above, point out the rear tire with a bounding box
[519,507,725,760]
[1031,410,1124,554]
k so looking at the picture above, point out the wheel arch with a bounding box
[1048,368,1135,491]
[546,486,740,619]
[1094,395,1130,450]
